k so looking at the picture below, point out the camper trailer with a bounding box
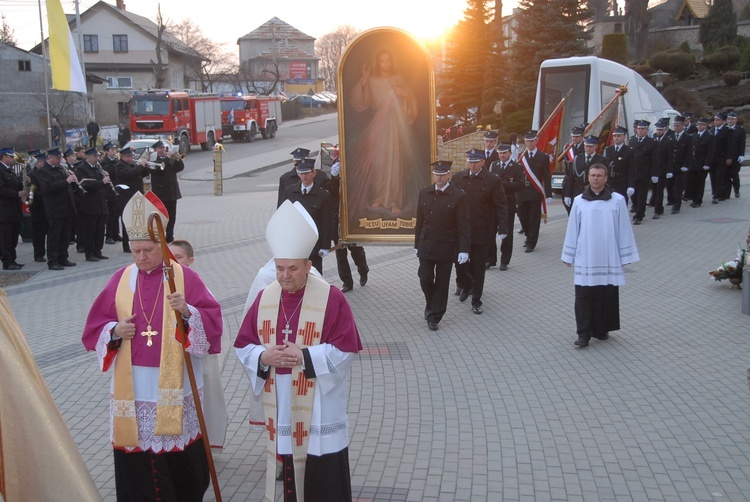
[532,56,679,190]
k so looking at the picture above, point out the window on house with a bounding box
[117,101,130,118]
[113,35,128,53]
[106,76,133,89]
[614,23,623,33]
[18,60,31,71]
[83,34,99,53]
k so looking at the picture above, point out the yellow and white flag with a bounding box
[46,0,87,93]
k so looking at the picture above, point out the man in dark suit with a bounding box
[415,160,470,331]
[115,147,149,253]
[603,126,636,203]
[281,157,334,274]
[451,148,507,314]
[35,148,80,270]
[277,147,329,207]
[75,147,111,261]
[490,143,525,271]
[561,124,586,212]
[726,111,745,199]
[149,140,184,242]
[683,112,698,135]
[651,118,674,219]
[629,120,658,224]
[669,116,693,214]
[0,147,25,270]
[100,142,120,244]
[516,131,552,252]
[685,117,714,207]
[482,131,500,169]
[563,135,605,213]
[710,112,735,204]
[26,150,47,262]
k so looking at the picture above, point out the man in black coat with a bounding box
[0,147,25,270]
[489,143,525,271]
[561,124,586,211]
[516,131,552,252]
[100,142,120,243]
[86,119,100,147]
[35,148,81,270]
[451,148,508,314]
[669,116,693,214]
[415,160,470,331]
[563,135,605,214]
[277,147,329,207]
[628,120,658,224]
[75,147,111,261]
[115,147,149,252]
[281,157,334,274]
[149,140,184,242]
[685,117,714,207]
[482,130,500,170]
[603,126,636,203]
[117,121,131,148]
[26,150,47,262]
[682,112,698,135]
[651,118,674,219]
[726,111,746,198]
[710,112,735,204]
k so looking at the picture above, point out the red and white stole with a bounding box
[520,152,548,217]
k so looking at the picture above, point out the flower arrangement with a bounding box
[709,249,746,282]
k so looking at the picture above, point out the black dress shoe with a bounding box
[453,287,461,296]
[12,262,24,268]
[524,247,534,253]
[652,213,660,219]
[95,253,109,259]
[682,196,690,202]
[428,321,439,331]
[671,209,680,215]
[48,264,64,271]
[114,236,123,242]
[690,203,701,208]
[717,197,727,201]
[574,338,589,347]
[472,306,483,315]
[359,272,368,287]
[60,259,77,267]
[77,247,84,253]
[593,332,609,340]
[3,264,22,270]
[35,257,46,262]
[459,289,470,302]
[341,285,353,293]
[712,198,719,204]
[485,263,492,270]
[499,263,508,271]
[424,309,429,320]
[633,219,642,225]
[735,192,740,198]
[518,229,525,234]
[86,256,99,262]
[105,238,116,244]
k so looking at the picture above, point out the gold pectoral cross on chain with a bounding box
[141,324,159,347]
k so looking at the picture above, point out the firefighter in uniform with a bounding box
[100,142,121,243]
[603,126,636,203]
[516,131,552,252]
[563,135,605,212]
[0,147,25,270]
[489,143,525,271]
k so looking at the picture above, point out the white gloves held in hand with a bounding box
[546,197,552,204]
[318,249,329,258]
[651,176,659,184]
[457,253,469,265]
[680,167,688,172]
[563,197,572,207]
[497,234,507,241]
[331,161,341,177]
[666,173,673,179]
[626,187,635,197]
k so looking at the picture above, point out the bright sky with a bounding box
[3,0,521,52]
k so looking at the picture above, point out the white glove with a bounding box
[414,248,418,256]
[626,187,635,197]
[666,173,673,179]
[703,165,710,171]
[563,197,572,206]
[651,176,659,184]
[457,253,469,265]
[546,197,552,204]
[318,249,329,258]
[680,167,688,172]
[739,156,745,163]
[331,160,340,176]
[497,234,507,241]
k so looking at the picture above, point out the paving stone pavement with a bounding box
[4,169,750,501]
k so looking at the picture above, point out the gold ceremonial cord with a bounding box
[137,274,164,346]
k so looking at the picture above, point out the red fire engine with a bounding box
[220,94,282,142]
[129,89,222,155]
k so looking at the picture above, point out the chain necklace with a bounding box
[280,294,304,340]
[137,274,164,347]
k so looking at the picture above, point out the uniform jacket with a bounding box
[74,162,108,215]
[482,149,500,170]
[712,125,735,165]
[36,162,78,219]
[415,183,470,262]
[516,150,552,202]
[100,156,119,185]
[730,125,747,161]
[282,182,334,254]
[115,159,148,207]
[672,131,693,173]
[277,168,329,207]
[490,159,525,208]
[689,129,714,171]
[451,168,508,241]
[628,136,658,180]
[653,133,674,177]
[561,142,584,198]
[150,156,184,201]
[563,152,605,200]
[0,163,22,223]
[603,144,635,190]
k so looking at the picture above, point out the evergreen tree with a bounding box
[625,0,649,62]
[440,0,492,123]
[700,0,738,50]
[510,0,593,110]
[0,14,16,46]
[479,1,507,128]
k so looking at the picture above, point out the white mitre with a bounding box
[265,200,318,259]
[122,190,170,241]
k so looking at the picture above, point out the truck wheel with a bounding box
[179,134,190,156]
[200,131,215,151]
[231,133,240,142]
[269,121,277,138]
[260,127,269,140]
[248,124,256,142]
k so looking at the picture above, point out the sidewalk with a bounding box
[4,167,750,501]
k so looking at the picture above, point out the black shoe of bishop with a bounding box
[60,259,77,267]
[341,284,353,293]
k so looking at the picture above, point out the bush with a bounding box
[502,108,533,136]
[660,84,709,115]
[631,64,655,78]
[679,41,692,54]
[723,71,743,86]
[648,50,696,79]
[702,81,750,107]
[704,45,741,73]
[602,33,628,65]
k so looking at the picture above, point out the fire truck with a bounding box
[220,94,282,142]
[129,89,222,156]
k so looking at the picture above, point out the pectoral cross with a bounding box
[281,323,293,339]
[141,324,158,346]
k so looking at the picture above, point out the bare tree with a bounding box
[236,60,281,96]
[151,5,168,88]
[169,19,238,92]
[1,13,16,46]
[316,25,360,92]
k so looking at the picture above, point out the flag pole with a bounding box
[73,0,89,135]
[36,0,53,149]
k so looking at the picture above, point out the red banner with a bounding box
[537,104,564,173]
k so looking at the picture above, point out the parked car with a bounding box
[290,95,329,108]
[123,137,179,158]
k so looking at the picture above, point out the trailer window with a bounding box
[539,64,590,143]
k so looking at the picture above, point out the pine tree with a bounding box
[510,0,593,110]
[0,14,16,46]
[700,0,738,51]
